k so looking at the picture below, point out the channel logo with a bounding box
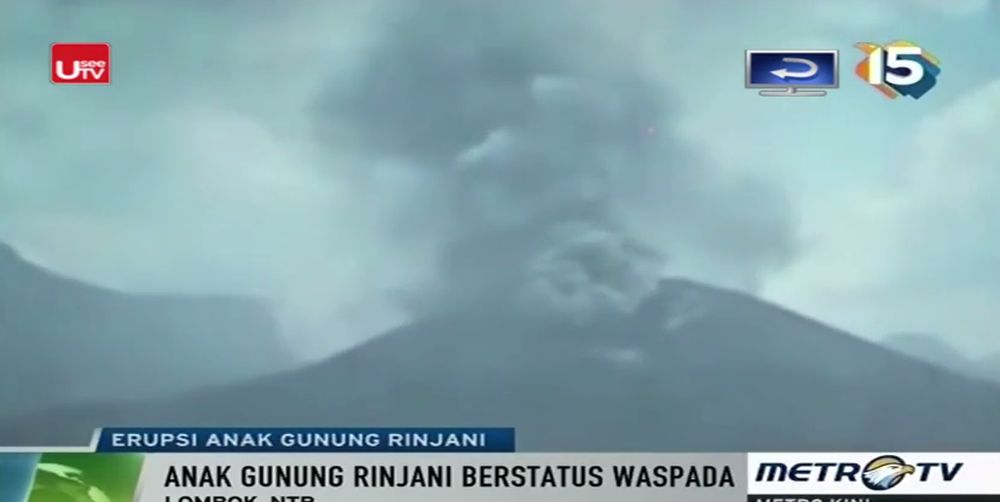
[855,40,940,99]
[753,454,963,492]
[51,43,111,85]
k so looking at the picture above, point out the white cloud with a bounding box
[799,0,990,28]
[912,0,992,16]
[0,1,421,357]
[764,79,1000,354]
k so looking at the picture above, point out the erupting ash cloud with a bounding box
[1,0,796,357]
[318,0,797,321]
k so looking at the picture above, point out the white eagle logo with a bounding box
[862,455,916,491]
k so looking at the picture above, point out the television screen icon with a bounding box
[745,50,839,96]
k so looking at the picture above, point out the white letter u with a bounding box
[54,60,82,79]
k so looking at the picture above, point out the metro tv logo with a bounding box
[51,43,111,84]
[756,456,963,491]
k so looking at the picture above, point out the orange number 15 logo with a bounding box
[855,41,940,100]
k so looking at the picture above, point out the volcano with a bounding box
[2,277,998,451]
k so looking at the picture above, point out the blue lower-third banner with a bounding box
[96,427,516,452]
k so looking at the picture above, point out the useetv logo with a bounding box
[51,43,111,84]
[756,454,963,492]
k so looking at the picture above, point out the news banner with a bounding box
[2,428,999,502]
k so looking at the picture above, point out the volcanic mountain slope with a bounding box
[982,354,1000,381]
[0,243,291,416]
[3,278,999,451]
[885,332,1000,384]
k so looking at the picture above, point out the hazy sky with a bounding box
[1,0,998,358]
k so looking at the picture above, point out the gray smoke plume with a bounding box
[317,0,797,321]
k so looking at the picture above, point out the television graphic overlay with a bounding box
[855,40,940,99]
[7,431,1000,502]
[0,455,39,502]
[25,453,144,502]
[745,49,839,96]
[50,43,111,85]
[747,452,1000,502]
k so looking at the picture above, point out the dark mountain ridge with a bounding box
[0,242,292,416]
[3,277,998,451]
